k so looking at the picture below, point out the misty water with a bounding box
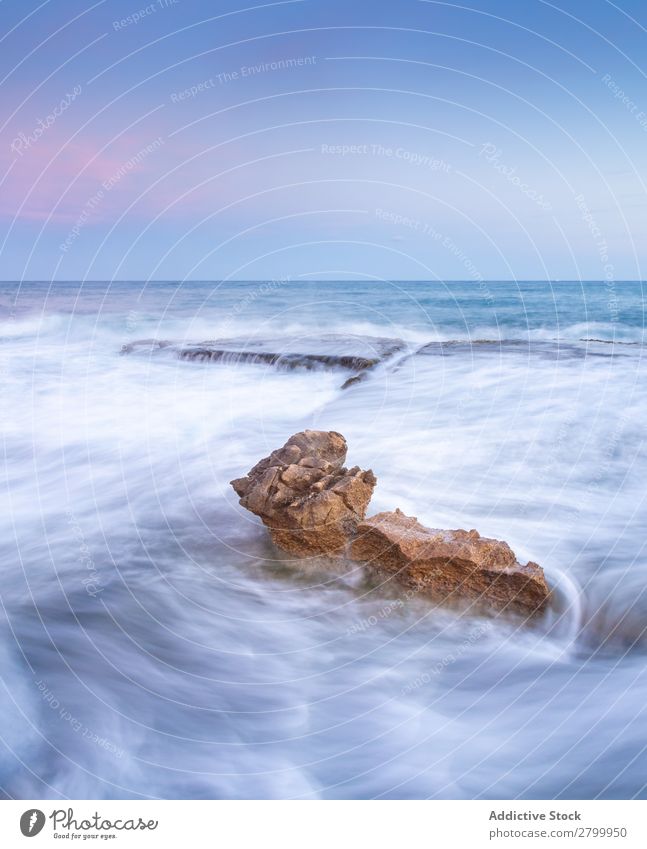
[1,280,646,799]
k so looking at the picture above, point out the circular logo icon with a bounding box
[20,809,45,837]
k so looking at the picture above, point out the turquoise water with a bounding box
[1,280,646,799]
[3,279,642,340]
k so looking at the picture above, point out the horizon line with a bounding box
[2,279,646,284]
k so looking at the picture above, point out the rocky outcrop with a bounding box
[231,432,550,617]
[231,430,376,556]
[351,509,549,615]
[178,347,381,371]
[122,334,407,388]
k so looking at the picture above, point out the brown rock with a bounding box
[231,430,377,556]
[232,432,550,617]
[351,509,549,616]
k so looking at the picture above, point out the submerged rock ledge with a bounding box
[231,430,549,617]
[121,334,407,387]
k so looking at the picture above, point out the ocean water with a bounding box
[1,279,646,800]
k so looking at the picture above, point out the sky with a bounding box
[0,0,645,281]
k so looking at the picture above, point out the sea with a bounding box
[1,279,646,799]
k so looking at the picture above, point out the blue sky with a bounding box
[0,0,645,280]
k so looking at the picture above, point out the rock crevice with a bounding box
[231,430,376,556]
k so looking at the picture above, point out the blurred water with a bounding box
[0,280,646,799]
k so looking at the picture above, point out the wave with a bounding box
[3,282,647,798]
[3,307,647,348]
[119,332,645,393]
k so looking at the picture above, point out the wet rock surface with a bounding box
[122,333,407,383]
[351,509,549,616]
[412,339,628,361]
[231,430,377,556]
[231,432,550,617]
